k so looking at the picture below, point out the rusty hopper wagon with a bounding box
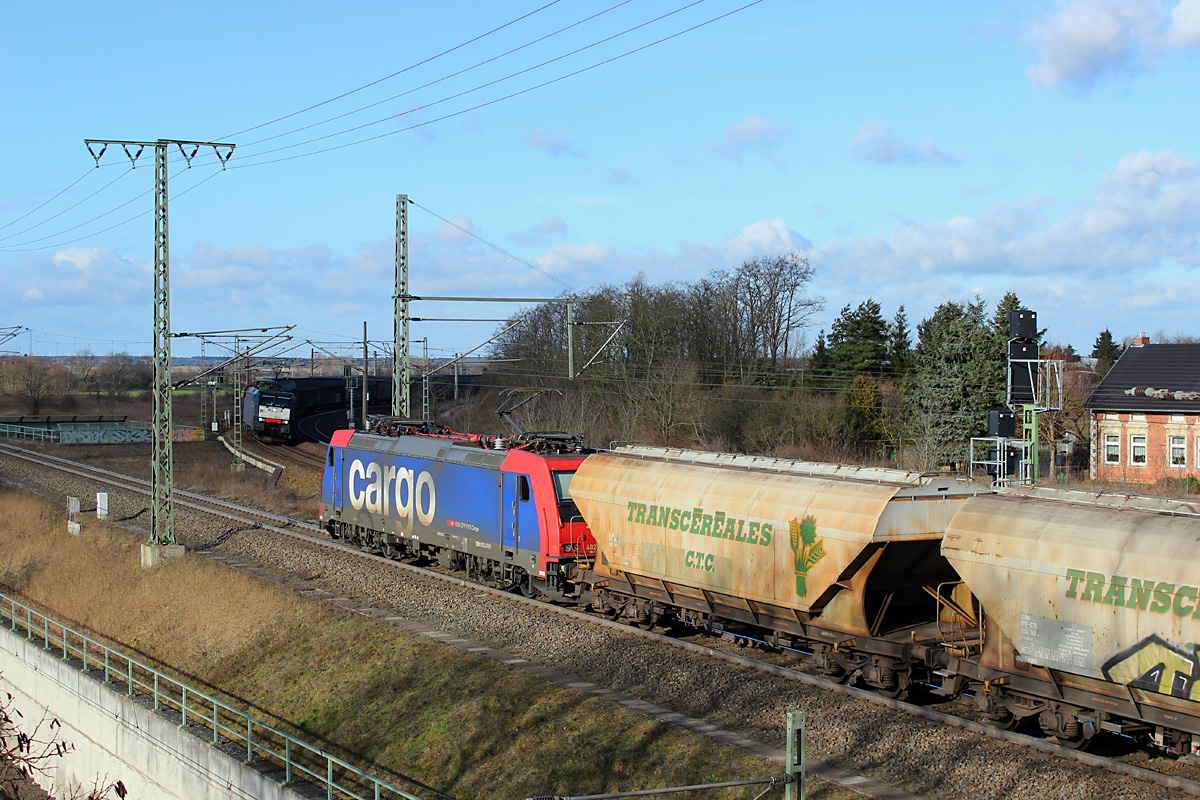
[571,446,981,696]
[942,485,1200,750]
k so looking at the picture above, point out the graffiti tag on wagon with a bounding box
[1102,635,1200,700]
[624,501,772,546]
[1064,569,1200,619]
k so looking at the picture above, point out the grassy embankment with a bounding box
[0,488,850,800]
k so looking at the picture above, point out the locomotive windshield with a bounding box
[551,470,581,523]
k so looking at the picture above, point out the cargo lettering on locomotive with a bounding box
[624,501,773,546]
[1063,568,1200,618]
[346,458,436,531]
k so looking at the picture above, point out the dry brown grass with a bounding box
[0,488,321,669]
[0,488,833,800]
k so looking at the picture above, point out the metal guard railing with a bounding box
[0,424,61,443]
[0,592,425,800]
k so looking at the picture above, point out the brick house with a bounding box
[1085,338,1200,483]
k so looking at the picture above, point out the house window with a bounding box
[1171,436,1187,467]
[1131,435,1147,465]
[1104,434,1120,464]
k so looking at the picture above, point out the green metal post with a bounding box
[422,338,430,421]
[150,140,177,544]
[567,301,575,380]
[785,710,805,800]
[1023,406,1039,485]
[394,194,410,418]
[83,137,235,544]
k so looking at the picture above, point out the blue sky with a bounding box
[2,0,1199,362]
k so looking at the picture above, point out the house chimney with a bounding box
[1132,333,1150,347]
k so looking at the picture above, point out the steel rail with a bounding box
[3,441,1199,797]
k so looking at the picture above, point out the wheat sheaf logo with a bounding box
[789,515,826,598]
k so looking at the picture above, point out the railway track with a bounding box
[2,439,1199,798]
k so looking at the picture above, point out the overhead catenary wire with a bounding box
[225,0,760,170]
[0,168,95,236]
[0,163,226,252]
[0,1,760,256]
[408,199,579,294]
[216,0,568,141]
[233,0,637,151]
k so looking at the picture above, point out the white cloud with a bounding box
[1024,0,1200,90]
[436,216,478,245]
[527,131,580,158]
[809,148,1200,348]
[705,115,794,165]
[511,218,567,246]
[720,220,812,266]
[1169,0,1200,44]
[847,122,959,165]
[607,167,630,185]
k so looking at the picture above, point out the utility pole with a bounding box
[85,139,234,558]
[394,194,410,418]
[362,321,368,430]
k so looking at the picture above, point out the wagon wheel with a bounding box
[635,613,659,631]
[820,665,852,685]
[875,682,909,700]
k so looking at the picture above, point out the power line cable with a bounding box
[237,0,636,150]
[224,0,760,169]
[0,169,95,235]
[0,164,226,252]
[0,168,133,245]
[408,199,579,294]
[217,0,566,141]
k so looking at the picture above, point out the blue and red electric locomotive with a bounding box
[319,425,595,601]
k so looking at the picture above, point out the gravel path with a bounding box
[0,444,1190,800]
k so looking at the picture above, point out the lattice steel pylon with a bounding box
[85,138,235,546]
[393,194,409,418]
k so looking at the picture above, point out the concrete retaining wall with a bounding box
[0,626,310,800]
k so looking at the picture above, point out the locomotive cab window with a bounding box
[551,470,581,522]
[517,475,530,502]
